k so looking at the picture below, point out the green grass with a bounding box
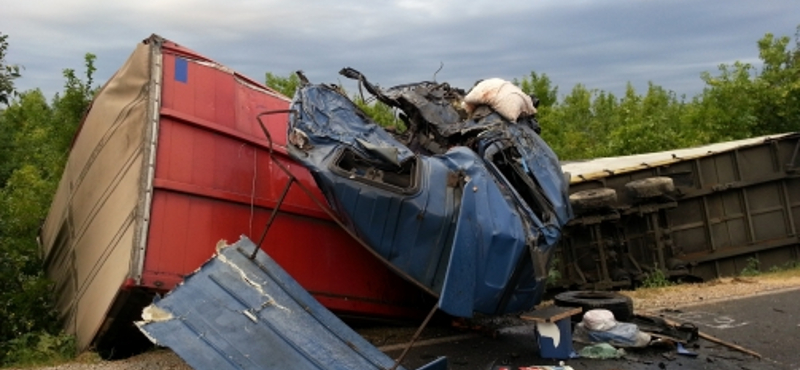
[739,257,761,277]
[640,269,673,288]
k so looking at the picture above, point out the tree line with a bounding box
[0,27,798,364]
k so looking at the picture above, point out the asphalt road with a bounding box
[658,288,800,369]
[382,288,800,370]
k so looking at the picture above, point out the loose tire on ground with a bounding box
[554,290,634,322]
[625,177,675,198]
[569,188,617,210]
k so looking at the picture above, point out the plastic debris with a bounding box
[582,309,617,331]
[578,343,626,359]
[676,342,698,357]
[573,309,651,347]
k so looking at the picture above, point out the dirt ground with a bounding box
[620,271,800,312]
[12,270,800,370]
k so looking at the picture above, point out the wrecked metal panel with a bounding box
[287,76,572,318]
[38,41,153,350]
[137,237,446,370]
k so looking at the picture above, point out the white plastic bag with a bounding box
[463,78,536,121]
[582,309,617,332]
[574,309,651,348]
[573,322,651,348]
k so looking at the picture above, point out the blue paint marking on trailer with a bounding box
[174,57,188,83]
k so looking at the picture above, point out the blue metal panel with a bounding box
[137,236,447,370]
[174,57,188,83]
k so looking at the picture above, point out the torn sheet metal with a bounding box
[287,70,572,318]
[136,236,447,370]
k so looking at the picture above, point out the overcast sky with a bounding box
[3,0,799,101]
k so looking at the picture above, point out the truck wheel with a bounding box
[554,291,634,322]
[569,188,617,210]
[625,177,674,198]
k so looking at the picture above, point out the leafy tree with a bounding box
[516,71,558,109]
[606,82,688,155]
[694,61,759,141]
[265,71,301,98]
[752,29,800,134]
[0,41,96,365]
[353,96,404,132]
[521,25,800,161]
[0,32,22,189]
[0,32,21,105]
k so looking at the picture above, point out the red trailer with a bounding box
[39,35,429,353]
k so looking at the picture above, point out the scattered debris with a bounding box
[572,309,651,348]
[656,315,762,359]
[578,343,626,359]
[520,305,583,359]
[676,342,698,357]
[630,314,697,343]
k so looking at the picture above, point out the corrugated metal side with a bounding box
[139,42,429,319]
[39,42,152,349]
[556,133,800,288]
[136,237,447,370]
[562,133,795,184]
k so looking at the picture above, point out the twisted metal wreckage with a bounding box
[138,69,574,369]
[286,68,573,317]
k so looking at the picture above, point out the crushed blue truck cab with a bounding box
[286,70,573,317]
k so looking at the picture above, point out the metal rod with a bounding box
[788,137,800,169]
[593,224,610,283]
[651,212,666,270]
[390,303,439,370]
[252,177,296,259]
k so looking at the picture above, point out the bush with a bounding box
[740,257,761,277]
[0,33,95,366]
[0,332,76,367]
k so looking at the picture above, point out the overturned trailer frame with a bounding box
[37,35,431,353]
[556,133,800,289]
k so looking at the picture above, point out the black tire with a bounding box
[625,177,675,198]
[554,291,634,322]
[569,188,617,210]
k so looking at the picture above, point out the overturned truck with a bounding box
[557,133,800,289]
[37,35,433,353]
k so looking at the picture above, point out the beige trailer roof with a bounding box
[39,40,155,350]
[562,133,796,184]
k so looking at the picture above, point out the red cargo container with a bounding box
[39,35,430,352]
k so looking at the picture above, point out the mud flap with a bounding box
[136,236,447,370]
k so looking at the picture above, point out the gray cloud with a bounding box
[3,0,799,101]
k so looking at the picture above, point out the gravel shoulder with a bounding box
[621,272,800,312]
[10,271,800,370]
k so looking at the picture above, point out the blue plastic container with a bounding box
[536,318,574,359]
